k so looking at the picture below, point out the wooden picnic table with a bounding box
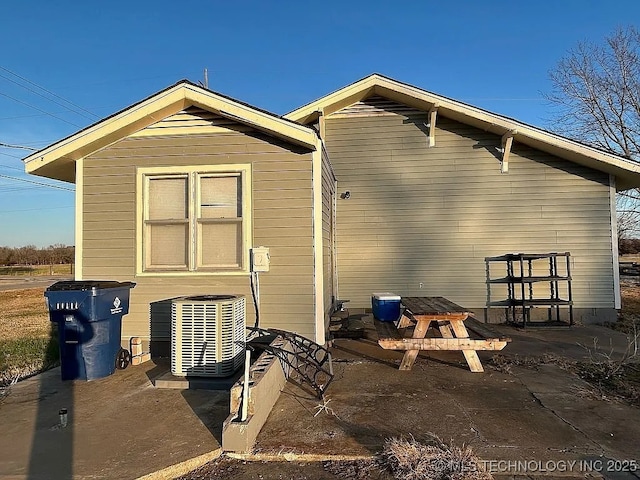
[375,296,510,372]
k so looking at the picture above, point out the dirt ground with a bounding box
[178,457,392,480]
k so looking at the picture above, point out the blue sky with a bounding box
[1,0,638,247]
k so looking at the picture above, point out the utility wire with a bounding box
[0,204,74,213]
[0,142,36,151]
[0,162,24,172]
[0,66,99,120]
[0,91,82,128]
[0,103,118,121]
[0,185,39,192]
[0,151,22,159]
[0,174,74,192]
[0,72,96,121]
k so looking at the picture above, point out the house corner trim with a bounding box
[610,174,621,309]
[312,142,325,345]
[74,158,83,280]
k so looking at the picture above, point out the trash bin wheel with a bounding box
[116,348,131,370]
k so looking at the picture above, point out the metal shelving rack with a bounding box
[485,252,573,327]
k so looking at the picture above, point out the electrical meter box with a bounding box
[251,247,270,272]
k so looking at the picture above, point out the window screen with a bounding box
[143,170,247,272]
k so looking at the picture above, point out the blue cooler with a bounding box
[372,293,401,322]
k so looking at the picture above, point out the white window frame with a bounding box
[136,164,252,276]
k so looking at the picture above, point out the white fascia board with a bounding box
[287,74,640,187]
[184,86,318,150]
[25,83,319,180]
[24,87,189,175]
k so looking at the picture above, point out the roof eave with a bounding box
[24,82,318,183]
[286,74,640,190]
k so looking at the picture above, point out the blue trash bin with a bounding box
[45,281,135,381]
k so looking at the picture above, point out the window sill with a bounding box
[136,270,250,277]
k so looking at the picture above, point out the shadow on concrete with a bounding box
[147,358,237,447]
[144,357,170,385]
[331,341,399,369]
[332,335,471,372]
[180,389,230,446]
[27,322,73,479]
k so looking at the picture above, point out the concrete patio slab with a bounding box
[1,322,638,479]
[0,362,228,479]
[252,324,640,479]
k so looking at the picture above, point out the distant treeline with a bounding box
[0,244,74,266]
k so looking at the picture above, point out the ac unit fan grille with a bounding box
[171,296,245,377]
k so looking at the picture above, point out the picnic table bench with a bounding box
[375,296,511,372]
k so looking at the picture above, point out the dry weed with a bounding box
[489,354,568,374]
[378,435,492,480]
[575,332,640,406]
[323,459,378,479]
[0,288,50,341]
[313,396,340,419]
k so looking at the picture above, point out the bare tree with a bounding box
[0,245,74,266]
[546,26,640,238]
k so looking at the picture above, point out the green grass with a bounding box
[0,264,73,276]
[0,333,59,386]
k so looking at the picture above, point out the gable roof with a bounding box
[24,80,319,183]
[285,73,640,191]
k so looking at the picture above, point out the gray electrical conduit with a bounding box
[250,271,260,329]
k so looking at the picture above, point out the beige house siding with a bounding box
[321,147,336,328]
[82,116,316,347]
[324,99,615,321]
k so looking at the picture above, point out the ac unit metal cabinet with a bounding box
[171,295,246,377]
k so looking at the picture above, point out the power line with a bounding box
[0,71,97,121]
[0,162,24,172]
[0,174,74,192]
[0,91,82,128]
[0,142,36,151]
[0,204,74,213]
[0,185,39,192]
[0,103,120,121]
[0,151,22,159]
[0,66,99,120]
[13,139,59,147]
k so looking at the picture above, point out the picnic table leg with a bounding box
[449,320,484,373]
[397,314,413,329]
[399,319,431,370]
[437,321,454,339]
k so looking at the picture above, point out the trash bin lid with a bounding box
[46,281,136,292]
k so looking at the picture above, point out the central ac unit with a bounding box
[171,295,246,377]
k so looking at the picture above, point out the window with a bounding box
[138,165,251,273]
